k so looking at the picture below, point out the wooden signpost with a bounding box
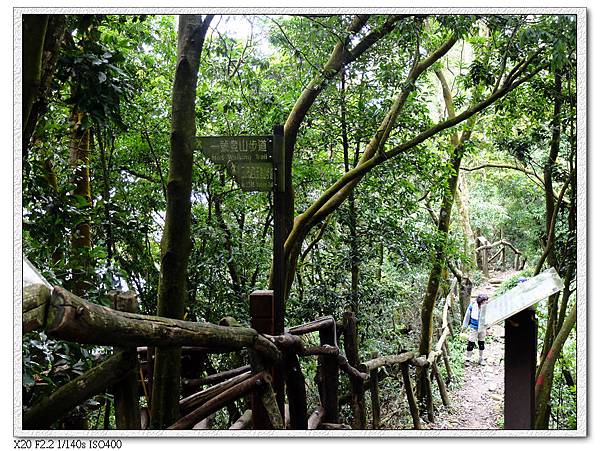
[198,126,287,424]
[198,127,285,333]
[477,267,564,430]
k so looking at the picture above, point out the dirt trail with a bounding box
[429,270,515,430]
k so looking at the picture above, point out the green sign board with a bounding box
[229,162,273,192]
[197,135,274,192]
[197,136,272,163]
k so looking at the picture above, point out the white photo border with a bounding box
[13,6,587,438]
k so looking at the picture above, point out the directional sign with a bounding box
[197,136,273,164]
[480,267,564,328]
[197,136,274,192]
[229,161,273,192]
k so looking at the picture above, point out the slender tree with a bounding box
[150,14,213,429]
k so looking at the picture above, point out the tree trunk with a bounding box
[22,15,49,135]
[343,311,365,428]
[150,14,212,429]
[418,67,481,400]
[538,71,563,373]
[68,108,92,296]
[454,172,476,268]
[23,351,136,429]
[534,305,576,429]
[418,150,462,358]
[23,14,67,157]
[341,70,361,312]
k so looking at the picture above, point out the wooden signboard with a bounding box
[197,135,272,163]
[198,128,287,421]
[480,267,564,328]
[197,135,274,192]
[228,161,273,192]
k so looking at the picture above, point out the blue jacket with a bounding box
[463,303,480,330]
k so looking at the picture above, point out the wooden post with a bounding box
[400,363,421,430]
[250,290,275,429]
[442,343,453,385]
[318,321,339,423]
[514,253,520,271]
[504,308,537,429]
[369,351,381,429]
[482,247,489,278]
[424,367,435,422]
[343,311,365,428]
[283,351,308,429]
[272,124,286,415]
[431,360,450,407]
[110,291,141,429]
[146,346,154,408]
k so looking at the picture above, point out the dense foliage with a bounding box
[21,13,577,430]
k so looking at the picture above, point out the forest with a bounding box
[20,13,578,432]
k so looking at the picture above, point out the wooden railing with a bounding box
[476,235,524,277]
[22,282,458,431]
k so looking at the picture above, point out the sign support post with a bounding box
[272,124,286,336]
[197,127,287,419]
[271,124,286,416]
[504,308,537,429]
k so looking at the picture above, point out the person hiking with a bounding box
[463,293,489,365]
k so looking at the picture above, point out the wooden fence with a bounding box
[476,235,524,278]
[22,282,458,431]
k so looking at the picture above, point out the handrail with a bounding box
[22,280,461,431]
[25,285,281,363]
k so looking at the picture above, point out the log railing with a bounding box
[22,282,458,431]
[476,235,524,277]
[22,283,283,430]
